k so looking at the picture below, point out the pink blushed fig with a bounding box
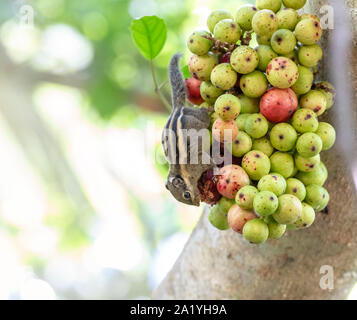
[217,165,250,199]
[228,204,257,234]
[212,118,239,143]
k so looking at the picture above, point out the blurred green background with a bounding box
[0,0,253,299]
[0,0,355,300]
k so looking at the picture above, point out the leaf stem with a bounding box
[149,60,172,112]
[158,80,168,90]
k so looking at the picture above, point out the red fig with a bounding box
[185,77,205,105]
[260,88,298,123]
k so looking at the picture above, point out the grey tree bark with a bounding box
[153,0,357,300]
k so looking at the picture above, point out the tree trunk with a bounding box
[153,0,357,300]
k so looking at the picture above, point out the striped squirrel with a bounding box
[162,54,215,206]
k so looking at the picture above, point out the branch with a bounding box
[149,60,172,111]
[0,43,88,88]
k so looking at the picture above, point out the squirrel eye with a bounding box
[183,191,191,200]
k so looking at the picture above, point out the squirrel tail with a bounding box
[169,53,187,109]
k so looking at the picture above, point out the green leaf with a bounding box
[181,65,191,79]
[130,16,167,60]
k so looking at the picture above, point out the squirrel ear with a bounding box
[169,176,184,188]
[169,53,187,109]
